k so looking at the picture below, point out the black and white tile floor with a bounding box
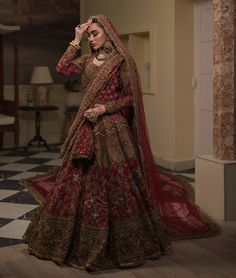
[0,146,195,248]
[0,146,62,247]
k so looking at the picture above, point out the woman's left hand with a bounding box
[84,103,106,122]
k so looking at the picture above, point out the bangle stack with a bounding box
[69,40,81,50]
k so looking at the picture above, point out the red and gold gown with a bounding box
[23,15,220,272]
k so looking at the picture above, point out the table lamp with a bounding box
[30,66,53,106]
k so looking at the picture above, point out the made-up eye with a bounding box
[87,30,98,38]
[92,30,98,37]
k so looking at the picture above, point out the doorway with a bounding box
[194,0,213,156]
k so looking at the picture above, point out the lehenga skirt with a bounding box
[23,113,172,271]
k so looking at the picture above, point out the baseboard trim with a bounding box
[154,155,195,171]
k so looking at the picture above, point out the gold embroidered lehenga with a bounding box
[23,15,220,271]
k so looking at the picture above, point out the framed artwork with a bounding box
[0,0,80,84]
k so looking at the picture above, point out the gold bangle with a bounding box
[69,40,81,50]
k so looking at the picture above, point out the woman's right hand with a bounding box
[73,19,92,44]
[84,104,106,122]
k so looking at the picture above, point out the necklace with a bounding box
[96,53,106,61]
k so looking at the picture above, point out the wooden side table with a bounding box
[18,105,58,150]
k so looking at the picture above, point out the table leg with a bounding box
[25,111,51,150]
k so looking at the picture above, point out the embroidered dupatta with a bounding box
[61,52,124,159]
[61,15,220,240]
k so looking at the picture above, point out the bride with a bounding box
[22,15,220,272]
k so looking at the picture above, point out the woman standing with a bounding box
[23,15,220,271]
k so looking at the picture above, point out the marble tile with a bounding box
[48,149,60,153]
[0,219,30,239]
[8,171,40,181]
[16,157,51,164]
[0,170,22,180]
[18,207,38,220]
[2,191,38,205]
[0,156,24,164]
[0,237,22,247]
[0,163,38,172]
[0,218,13,228]
[23,146,48,153]
[0,202,38,219]
[28,165,57,173]
[2,150,35,157]
[0,190,19,201]
[44,158,63,166]
[0,180,24,191]
[30,152,60,159]
[0,148,61,247]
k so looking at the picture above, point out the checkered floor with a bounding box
[0,146,195,248]
[0,146,62,247]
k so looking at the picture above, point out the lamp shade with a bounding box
[30,66,53,84]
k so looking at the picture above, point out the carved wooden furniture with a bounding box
[18,105,58,150]
[0,24,20,150]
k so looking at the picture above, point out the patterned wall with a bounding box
[213,0,236,160]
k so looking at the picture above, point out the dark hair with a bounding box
[91,17,104,29]
[91,18,98,23]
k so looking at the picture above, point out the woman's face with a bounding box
[87,23,106,50]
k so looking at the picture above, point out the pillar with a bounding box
[196,0,236,221]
